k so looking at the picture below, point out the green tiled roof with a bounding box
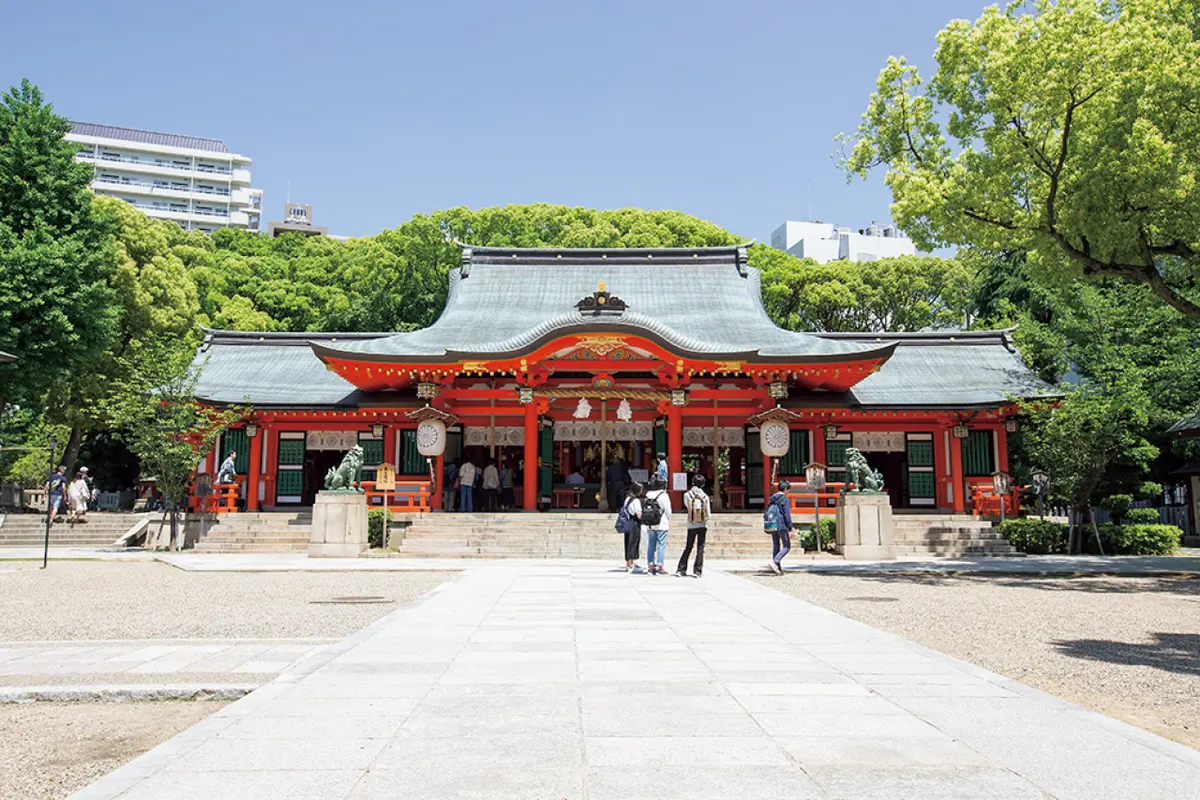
[1169,407,1200,435]
[311,245,893,364]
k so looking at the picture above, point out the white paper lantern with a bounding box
[416,420,446,456]
[759,420,791,457]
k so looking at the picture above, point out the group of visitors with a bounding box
[614,473,795,577]
[443,457,517,513]
[45,464,97,525]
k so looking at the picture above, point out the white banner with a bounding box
[852,431,906,453]
[463,427,525,447]
[553,421,654,442]
[307,431,360,451]
[681,427,746,448]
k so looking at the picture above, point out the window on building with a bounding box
[963,430,996,477]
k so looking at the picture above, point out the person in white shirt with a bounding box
[642,477,673,575]
[619,482,644,573]
[481,459,501,512]
[676,475,711,577]
[458,459,477,512]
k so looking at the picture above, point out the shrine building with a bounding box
[190,244,1049,515]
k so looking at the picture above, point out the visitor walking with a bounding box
[45,465,67,525]
[443,458,459,512]
[217,451,237,485]
[764,480,794,575]
[643,477,672,574]
[458,458,477,512]
[615,482,644,573]
[676,474,711,577]
[499,461,515,510]
[655,452,669,484]
[67,471,90,523]
[482,458,500,512]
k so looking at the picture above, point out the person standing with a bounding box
[443,458,459,513]
[655,452,669,484]
[615,482,644,573]
[606,458,629,512]
[481,458,500,512]
[764,480,794,575]
[67,471,91,523]
[642,477,672,575]
[217,451,237,485]
[45,465,67,525]
[458,458,477,513]
[676,475,711,578]
[499,460,515,510]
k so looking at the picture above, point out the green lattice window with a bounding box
[826,438,850,483]
[907,470,936,499]
[399,430,424,474]
[963,430,995,477]
[778,430,810,475]
[276,470,303,496]
[907,439,934,468]
[278,438,305,466]
[359,435,384,482]
[222,429,249,474]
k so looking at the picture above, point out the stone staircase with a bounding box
[193,512,312,553]
[892,513,1018,557]
[0,512,146,548]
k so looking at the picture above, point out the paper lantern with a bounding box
[416,420,446,456]
[759,420,791,456]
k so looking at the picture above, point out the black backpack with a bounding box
[641,492,664,527]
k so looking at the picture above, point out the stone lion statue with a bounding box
[844,447,885,493]
[324,445,364,492]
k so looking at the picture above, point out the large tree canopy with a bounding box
[841,0,1200,318]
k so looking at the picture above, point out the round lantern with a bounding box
[416,419,446,456]
[759,420,791,457]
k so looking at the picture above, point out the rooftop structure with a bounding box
[771,220,917,263]
[66,122,263,234]
[191,244,1048,515]
[267,203,329,238]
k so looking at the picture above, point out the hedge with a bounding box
[1095,523,1181,556]
[799,518,837,552]
[368,508,391,549]
[1124,508,1160,525]
[997,518,1067,554]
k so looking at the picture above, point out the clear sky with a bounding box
[3,0,992,240]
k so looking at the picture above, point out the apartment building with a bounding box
[66,122,262,233]
[771,220,917,263]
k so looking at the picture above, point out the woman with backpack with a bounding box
[615,482,645,573]
[642,477,672,575]
[764,479,794,575]
[676,475,711,578]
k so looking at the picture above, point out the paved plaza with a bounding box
[69,563,1200,799]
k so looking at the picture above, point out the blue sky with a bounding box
[3,0,991,240]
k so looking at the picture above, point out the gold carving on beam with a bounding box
[461,361,488,372]
[577,335,628,356]
[714,361,742,373]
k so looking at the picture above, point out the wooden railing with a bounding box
[361,479,432,513]
[187,475,243,513]
[785,482,846,520]
[969,483,1021,517]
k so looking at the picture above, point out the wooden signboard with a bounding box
[375,463,397,492]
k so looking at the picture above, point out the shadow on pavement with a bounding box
[1053,633,1200,676]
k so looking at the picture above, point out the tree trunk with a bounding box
[61,423,83,476]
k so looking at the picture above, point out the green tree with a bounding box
[1019,381,1158,552]
[840,0,1200,318]
[0,79,118,414]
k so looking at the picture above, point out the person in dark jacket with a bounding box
[606,458,630,512]
[766,480,794,575]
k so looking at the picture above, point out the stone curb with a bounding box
[0,684,259,703]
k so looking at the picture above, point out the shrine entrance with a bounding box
[549,418,656,511]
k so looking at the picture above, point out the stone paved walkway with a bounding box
[0,640,334,678]
[75,564,1200,799]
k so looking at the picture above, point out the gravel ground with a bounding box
[0,701,225,799]
[0,562,452,641]
[755,572,1200,749]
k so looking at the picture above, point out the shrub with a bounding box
[1096,523,1181,556]
[1124,507,1160,524]
[799,518,837,552]
[998,518,1068,554]
[1136,482,1163,500]
[1100,494,1134,525]
[368,508,391,549]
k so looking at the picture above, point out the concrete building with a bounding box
[771,220,917,263]
[267,203,328,238]
[66,122,262,233]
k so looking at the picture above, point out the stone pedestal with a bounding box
[835,493,896,560]
[308,491,368,558]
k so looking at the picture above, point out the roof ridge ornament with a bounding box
[575,281,627,316]
[460,247,472,278]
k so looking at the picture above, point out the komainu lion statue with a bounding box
[844,447,885,493]
[324,445,364,492]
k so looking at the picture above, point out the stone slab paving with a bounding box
[72,563,1200,799]
[0,639,335,678]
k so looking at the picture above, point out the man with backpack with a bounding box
[614,482,644,573]
[642,477,672,575]
[764,479,794,575]
[676,475,711,578]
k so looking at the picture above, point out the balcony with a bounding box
[77,153,234,180]
[93,176,232,200]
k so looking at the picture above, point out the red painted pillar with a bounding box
[382,424,397,472]
[263,425,278,508]
[523,401,538,511]
[432,452,444,511]
[949,428,965,513]
[996,425,1010,473]
[247,427,263,511]
[668,405,683,506]
[763,455,774,504]
[812,427,826,467]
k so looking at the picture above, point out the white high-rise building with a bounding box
[771,220,916,263]
[66,122,262,233]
